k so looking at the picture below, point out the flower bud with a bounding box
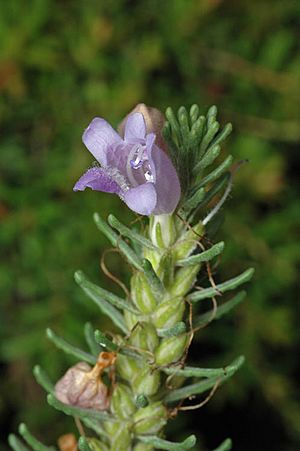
[111,426,132,451]
[124,310,139,330]
[118,103,167,151]
[87,438,109,451]
[54,361,109,410]
[131,273,157,314]
[155,334,187,366]
[169,265,200,297]
[172,221,204,261]
[149,214,176,248]
[104,422,132,450]
[133,367,160,396]
[116,354,140,382]
[156,251,174,288]
[110,383,136,420]
[129,322,159,352]
[133,402,167,435]
[152,296,185,329]
[133,444,153,451]
[58,433,77,451]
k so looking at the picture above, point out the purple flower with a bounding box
[74,111,181,215]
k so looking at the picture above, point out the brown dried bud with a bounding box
[118,103,167,151]
[58,433,77,451]
[54,352,116,410]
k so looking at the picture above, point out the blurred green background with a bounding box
[1,1,299,450]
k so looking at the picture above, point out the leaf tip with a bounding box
[74,270,84,284]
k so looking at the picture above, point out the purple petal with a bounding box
[82,118,122,166]
[124,183,157,215]
[124,113,146,142]
[151,145,181,214]
[73,167,121,194]
[146,132,156,150]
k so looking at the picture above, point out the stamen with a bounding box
[126,142,155,187]
[144,168,154,183]
[129,144,145,169]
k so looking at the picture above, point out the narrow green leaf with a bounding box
[207,105,218,126]
[190,115,206,149]
[212,438,232,451]
[47,394,113,422]
[194,291,246,327]
[162,122,179,164]
[82,418,108,436]
[199,121,220,157]
[177,242,224,266]
[33,365,55,395]
[138,434,196,450]
[78,437,92,451]
[195,144,221,171]
[188,269,254,302]
[75,271,129,334]
[142,259,165,299]
[178,106,190,146]
[121,347,145,361]
[157,321,187,337]
[198,173,230,209]
[165,107,182,145]
[207,123,232,151]
[93,213,143,271]
[18,423,55,451]
[190,104,199,123]
[8,435,30,451]
[197,155,233,186]
[75,270,138,315]
[46,328,97,365]
[165,356,244,403]
[184,186,206,211]
[162,355,244,378]
[84,322,103,356]
[108,214,157,250]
